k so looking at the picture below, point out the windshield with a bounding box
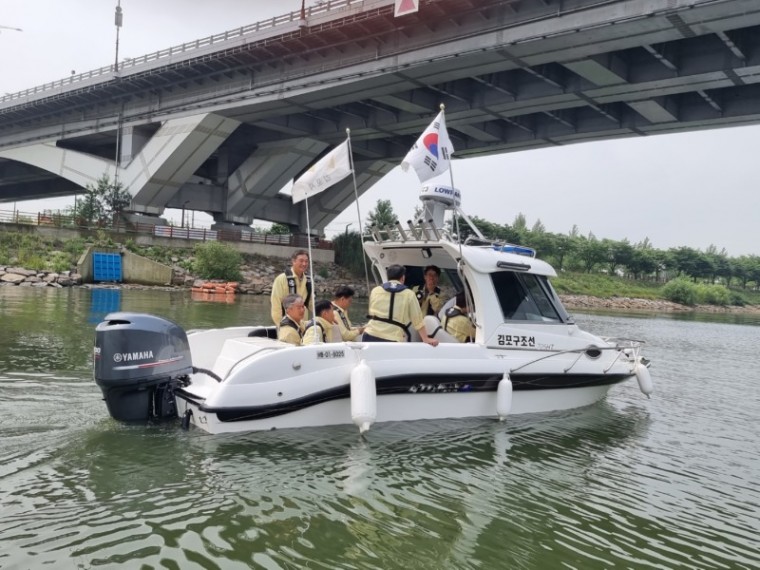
[491,272,564,322]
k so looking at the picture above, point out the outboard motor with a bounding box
[94,312,193,422]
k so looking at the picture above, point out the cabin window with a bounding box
[491,272,563,322]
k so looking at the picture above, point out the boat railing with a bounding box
[367,219,454,244]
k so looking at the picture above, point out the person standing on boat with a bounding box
[302,300,338,345]
[363,264,439,346]
[331,285,365,341]
[412,264,444,317]
[441,291,475,343]
[278,294,305,346]
[271,250,312,325]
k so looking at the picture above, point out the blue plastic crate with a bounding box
[92,253,123,282]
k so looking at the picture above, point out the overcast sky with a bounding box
[2,0,759,257]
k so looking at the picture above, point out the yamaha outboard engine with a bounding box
[94,312,193,422]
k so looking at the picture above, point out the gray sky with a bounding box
[2,0,759,257]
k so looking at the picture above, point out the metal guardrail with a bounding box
[0,0,368,104]
[0,209,333,250]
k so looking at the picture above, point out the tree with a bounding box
[333,231,366,276]
[74,174,131,227]
[627,241,659,280]
[667,246,705,281]
[192,241,242,281]
[267,223,291,235]
[366,199,397,228]
[512,212,528,233]
[575,235,608,273]
[603,238,634,276]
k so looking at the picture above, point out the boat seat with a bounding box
[248,326,278,339]
[423,315,460,343]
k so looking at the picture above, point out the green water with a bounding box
[1,286,758,569]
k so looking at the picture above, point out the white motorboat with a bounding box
[93,185,653,435]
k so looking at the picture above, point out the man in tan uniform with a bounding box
[302,300,338,345]
[277,294,305,346]
[363,264,439,346]
[271,249,312,325]
[441,291,476,343]
[331,285,364,341]
[412,264,444,316]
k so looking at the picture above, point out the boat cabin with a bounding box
[363,221,573,347]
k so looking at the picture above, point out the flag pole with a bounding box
[439,104,480,334]
[303,194,320,343]
[346,128,372,297]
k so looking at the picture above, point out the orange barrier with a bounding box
[191,290,236,304]
[192,281,239,297]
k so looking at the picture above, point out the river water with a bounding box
[0,286,758,569]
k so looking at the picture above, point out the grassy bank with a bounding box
[552,271,760,307]
[2,230,759,307]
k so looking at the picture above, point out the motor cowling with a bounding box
[94,312,193,422]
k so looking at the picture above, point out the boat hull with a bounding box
[175,375,625,434]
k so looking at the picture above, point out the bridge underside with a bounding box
[1,0,759,232]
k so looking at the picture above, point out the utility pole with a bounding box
[114,1,123,72]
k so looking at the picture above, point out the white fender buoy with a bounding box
[350,360,376,434]
[635,360,654,397]
[496,373,513,421]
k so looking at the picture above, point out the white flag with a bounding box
[400,110,454,183]
[292,140,352,204]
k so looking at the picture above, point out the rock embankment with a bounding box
[173,258,371,298]
[560,294,760,314]
[0,266,83,288]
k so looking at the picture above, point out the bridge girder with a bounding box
[1,0,760,232]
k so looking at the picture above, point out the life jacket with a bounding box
[444,306,473,343]
[413,285,441,316]
[279,316,302,338]
[367,282,411,341]
[284,267,312,305]
[332,302,351,330]
[303,319,327,343]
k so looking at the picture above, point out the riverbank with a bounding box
[560,294,760,314]
[3,264,759,315]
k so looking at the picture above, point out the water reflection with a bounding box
[34,403,650,569]
[88,288,122,323]
[2,287,759,569]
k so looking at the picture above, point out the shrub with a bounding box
[48,251,72,273]
[63,237,87,257]
[662,277,698,306]
[696,283,731,306]
[333,232,367,277]
[19,253,46,271]
[192,241,242,281]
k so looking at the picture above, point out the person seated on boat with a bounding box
[441,291,475,343]
[278,294,305,346]
[302,300,339,345]
[271,249,312,326]
[363,264,439,346]
[412,264,444,317]
[331,285,365,341]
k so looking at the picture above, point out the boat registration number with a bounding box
[316,349,346,359]
[497,334,535,347]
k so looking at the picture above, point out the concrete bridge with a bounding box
[1,0,759,233]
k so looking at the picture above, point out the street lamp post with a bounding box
[181,201,190,228]
[344,222,353,235]
[114,1,123,72]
